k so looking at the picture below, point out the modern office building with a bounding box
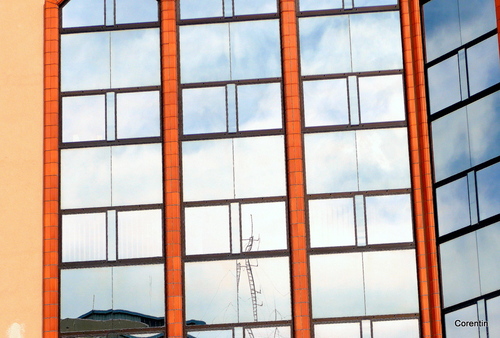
[0,0,499,337]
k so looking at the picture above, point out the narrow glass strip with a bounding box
[355,195,366,246]
[235,327,243,338]
[344,0,353,9]
[105,0,114,26]
[107,210,117,261]
[227,84,237,132]
[231,202,241,254]
[458,49,469,100]
[348,76,360,125]
[106,92,116,141]
[224,0,233,17]
[468,171,478,225]
[362,320,372,338]
[478,299,487,338]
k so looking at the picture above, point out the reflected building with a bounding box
[0,0,499,337]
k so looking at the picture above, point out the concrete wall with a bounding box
[0,0,44,337]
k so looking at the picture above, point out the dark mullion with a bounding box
[180,77,282,89]
[61,203,163,215]
[434,156,500,189]
[308,242,416,255]
[183,249,289,263]
[311,312,419,325]
[60,326,165,337]
[184,319,291,331]
[183,195,287,208]
[301,69,404,82]
[61,85,161,97]
[181,128,284,142]
[60,256,165,270]
[306,189,411,201]
[178,13,279,26]
[60,136,162,149]
[61,21,160,34]
[303,120,408,134]
[297,5,399,18]
[437,213,500,245]
[442,289,500,315]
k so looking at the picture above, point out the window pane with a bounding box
[116,91,161,139]
[299,0,342,11]
[185,205,231,255]
[182,87,227,135]
[187,331,232,338]
[61,147,111,209]
[115,0,158,24]
[350,11,403,72]
[248,327,291,338]
[487,296,500,338]
[299,15,351,76]
[310,253,364,318]
[431,108,470,181]
[440,232,481,306]
[233,136,286,198]
[309,198,356,248]
[427,55,461,114]
[180,0,223,19]
[366,194,413,245]
[111,29,161,88]
[180,24,230,83]
[458,0,496,44]
[230,20,281,81]
[476,161,500,221]
[62,213,107,262]
[467,36,500,96]
[436,177,471,236]
[305,132,358,194]
[358,74,405,123]
[117,209,163,259]
[182,139,234,201]
[423,0,461,61]
[314,323,361,338]
[62,0,104,28]
[237,83,282,131]
[303,79,349,127]
[477,222,500,294]
[61,32,110,91]
[241,202,287,251]
[444,304,480,338]
[233,0,277,15]
[354,0,397,6]
[372,319,419,338]
[468,92,500,166]
[185,257,291,324]
[111,144,163,206]
[357,128,411,191]
[62,95,106,143]
[364,250,419,315]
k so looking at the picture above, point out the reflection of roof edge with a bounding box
[78,309,164,321]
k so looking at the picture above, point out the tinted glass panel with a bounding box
[458,0,496,44]
[233,0,277,15]
[117,209,163,259]
[184,205,231,255]
[62,213,107,262]
[477,222,500,294]
[303,79,349,127]
[115,0,159,24]
[467,35,500,96]
[487,296,500,338]
[350,12,403,72]
[183,87,227,135]
[111,144,163,206]
[358,75,405,123]
[110,29,161,88]
[314,323,361,338]
[310,253,364,317]
[440,232,481,306]
[180,0,223,19]
[423,0,461,60]
[436,177,471,236]
[61,147,111,209]
[365,194,413,244]
[444,304,480,338]
[476,161,500,221]
[62,0,104,28]
[372,319,419,338]
[116,91,161,139]
[427,55,461,114]
[241,202,287,251]
[237,83,282,131]
[299,15,351,76]
[309,198,356,248]
[62,95,106,143]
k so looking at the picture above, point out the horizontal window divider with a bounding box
[60,256,165,270]
[183,196,287,207]
[61,85,161,97]
[60,326,165,337]
[425,29,497,67]
[308,242,416,255]
[312,313,419,325]
[177,13,279,26]
[181,129,284,141]
[301,68,403,81]
[429,84,500,122]
[183,249,289,262]
[60,21,160,35]
[60,203,164,215]
[437,213,500,245]
[180,77,282,88]
[60,137,163,149]
[434,156,500,188]
[442,289,500,315]
[303,121,407,133]
[297,5,399,18]
[185,319,291,331]
[306,189,411,201]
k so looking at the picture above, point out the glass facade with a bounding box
[49,0,500,337]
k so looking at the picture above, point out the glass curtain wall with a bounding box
[422,0,500,337]
[298,1,420,337]
[58,0,165,337]
[178,1,293,337]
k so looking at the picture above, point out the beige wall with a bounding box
[0,0,45,337]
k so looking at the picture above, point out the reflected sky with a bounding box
[62,0,104,28]
[476,161,500,221]
[117,209,163,259]
[436,177,471,236]
[63,95,106,143]
[358,74,405,123]
[303,78,349,127]
[467,35,500,96]
[444,304,479,338]
[116,91,161,139]
[62,213,107,262]
[314,322,361,338]
[372,319,419,338]
[427,55,461,114]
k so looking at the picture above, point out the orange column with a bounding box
[160,1,183,337]
[400,1,442,337]
[279,1,312,337]
[43,1,62,337]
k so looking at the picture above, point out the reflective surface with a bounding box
[185,205,231,255]
[487,296,500,338]
[476,161,500,221]
[62,213,107,262]
[436,177,471,236]
[314,322,361,338]
[233,0,278,15]
[476,222,500,294]
[115,0,158,24]
[117,209,163,259]
[237,83,282,131]
[372,319,419,338]
[62,0,104,28]
[299,0,342,11]
[116,91,161,139]
[62,95,106,143]
[467,35,500,96]
[240,202,287,251]
[358,74,405,123]
[303,79,349,127]
[180,0,223,19]
[427,55,461,114]
[444,305,480,338]
[182,87,227,135]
